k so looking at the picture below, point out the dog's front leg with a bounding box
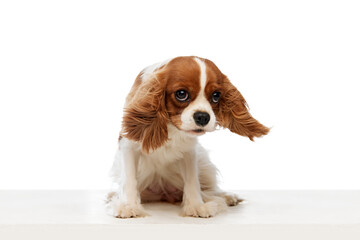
[180,151,219,218]
[108,139,148,218]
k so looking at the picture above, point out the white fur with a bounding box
[140,58,172,82]
[107,57,242,218]
[107,124,238,218]
[180,57,216,132]
[194,57,207,89]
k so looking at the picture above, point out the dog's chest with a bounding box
[142,134,196,165]
[139,126,197,169]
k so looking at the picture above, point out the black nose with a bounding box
[193,111,210,127]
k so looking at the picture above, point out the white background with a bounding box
[0,0,359,190]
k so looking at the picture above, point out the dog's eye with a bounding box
[211,91,221,103]
[175,90,189,102]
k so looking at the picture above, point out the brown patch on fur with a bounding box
[121,56,268,152]
[159,57,201,129]
[204,59,269,140]
[169,115,183,129]
[122,57,202,152]
[122,74,169,153]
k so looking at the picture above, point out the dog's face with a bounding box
[122,56,269,153]
[163,57,218,136]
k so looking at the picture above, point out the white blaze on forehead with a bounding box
[179,57,217,132]
[194,57,207,91]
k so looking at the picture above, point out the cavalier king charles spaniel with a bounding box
[107,56,269,218]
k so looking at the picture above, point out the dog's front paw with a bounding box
[106,198,148,218]
[181,201,219,218]
[114,203,148,218]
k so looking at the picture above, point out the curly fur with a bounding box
[107,56,268,218]
[217,76,270,140]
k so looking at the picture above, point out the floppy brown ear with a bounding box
[121,75,168,153]
[217,76,269,140]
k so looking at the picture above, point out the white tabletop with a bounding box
[0,190,359,239]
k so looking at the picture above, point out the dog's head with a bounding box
[122,56,269,153]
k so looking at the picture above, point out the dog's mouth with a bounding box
[193,129,204,133]
[186,129,205,136]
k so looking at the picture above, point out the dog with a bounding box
[107,56,269,218]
